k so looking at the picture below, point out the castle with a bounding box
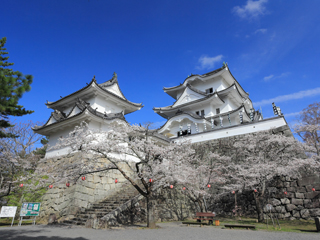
[33,64,288,158]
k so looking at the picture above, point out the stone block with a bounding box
[292,210,300,218]
[305,191,320,199]
[303,199,311,205]
[306,184,320,192]
[309,209,320,217]
[306,201,320,208]
[296,205,304,211]
[300,209,310,219]
[284,212,292,218]
[268,187,277,193]
[93,177,102,184]
[290,182,297,187]
[296,187,306,193]
[272,199,281,206]
[298,176,320,187]
[275,206,286,213]
[286,187,296,192]
[281,198,290,205]
[295,193,305,199]
[286,204,296,212]
[291,198,303,205]
[284,182,291,188]
[275,181,284,188]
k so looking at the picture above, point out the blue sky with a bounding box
[2,0,320,130]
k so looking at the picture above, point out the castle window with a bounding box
[206,88,213,94]
[177,130,191,137]
[201,110,205,117]
[216,108,220,114]
[196,111,200,116]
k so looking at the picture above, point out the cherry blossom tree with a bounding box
[220,130,320,222]
[48,122,215,228]
[182,142,230,213]
[0,120,46,202]
[294,102,320,160]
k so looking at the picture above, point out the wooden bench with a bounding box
[193,212,215,225]
[224,224,256,230]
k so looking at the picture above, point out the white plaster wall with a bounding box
[47,116,57,125]
[63,106,74,116]
[46,126,78,158]
[190,76,228,92]
[164,118,211,138]
[174,117,287,144]
[103,83,125,99]
[68,106,81,117]
[86,96,125,114]
[174,88,205,108]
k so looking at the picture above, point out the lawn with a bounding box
[182,217,319,233]
[0,218,34,227]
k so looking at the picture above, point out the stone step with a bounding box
[84,208,117,214]
[62,187,140,227]
[79,212,111,217]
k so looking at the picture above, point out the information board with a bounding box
[0,206,17,218]
[20,203,41,217]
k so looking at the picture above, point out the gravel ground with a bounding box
[0,222,319,240]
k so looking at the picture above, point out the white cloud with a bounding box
[253,87,320,106]
[283,111,302,118]
[197,55,223,70]
[263,74,274,81]
[233,0,268,19]
[255,28,267,34]
[263,72,290,82]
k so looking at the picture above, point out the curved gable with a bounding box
[172,85,206,108]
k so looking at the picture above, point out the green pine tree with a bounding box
[0,37,34,138]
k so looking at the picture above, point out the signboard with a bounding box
[20,203,41,217]
[0,206,17,218]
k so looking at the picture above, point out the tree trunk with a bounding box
[197,200,204,212]
[146,196,156,228]
[254,194,264,223]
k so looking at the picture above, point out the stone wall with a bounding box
[209,174,320,220]
[38,153,135,221]
[201,124,320,220]
[39,124,319,224]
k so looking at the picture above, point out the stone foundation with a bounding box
[209,174,320,220]
[38,153,135,222]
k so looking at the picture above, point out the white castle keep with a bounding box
[33,65,288,158]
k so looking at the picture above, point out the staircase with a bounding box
[62,185,140,226]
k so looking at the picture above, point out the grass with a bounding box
[1,216,318,233]
[0,217,35,227]
[181,217,319,233]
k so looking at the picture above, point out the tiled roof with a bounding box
[46,76,143,108]
[154,83,250,115]
[33,98,126,131]
[153,91,224,112]
[157,109,211,131]
[163,65,227,91]
[186,83,207,96]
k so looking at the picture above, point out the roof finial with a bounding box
[92,75,96,82]
[112,72,117,80]
[222,62,228,67]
